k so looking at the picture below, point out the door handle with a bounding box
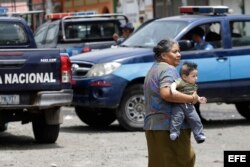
[216,57,227,62]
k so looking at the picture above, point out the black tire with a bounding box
[32,114,60,143]
[0,123,7,132]
[75,107,116,127]
[235,102,250,120]
[194,103,207,123]
[117,84,144,131]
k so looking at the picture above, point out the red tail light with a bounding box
[82,47,91,53]
[60,55,72,83]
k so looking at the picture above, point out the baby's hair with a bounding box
[180,61,197,76]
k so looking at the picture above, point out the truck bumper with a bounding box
[72,74,128,108]
[0,89,73,110]
[35,89,73,109]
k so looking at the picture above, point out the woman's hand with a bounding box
[191,92,199,104]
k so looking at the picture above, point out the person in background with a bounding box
[191,27,213,50]
[139,16,144,24]
[135,16,145,29]
[144,39,198,167]
[170,61,207,144]
[112,22,134,45]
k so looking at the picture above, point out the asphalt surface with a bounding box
[0,103,250,167]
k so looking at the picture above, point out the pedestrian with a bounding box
[144,39,198,167]
[135,16,144,29]
[112,22,134,45]
[170,61,207,143]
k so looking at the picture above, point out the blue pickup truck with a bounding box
[70,6,250,130]
[0,16,73,143]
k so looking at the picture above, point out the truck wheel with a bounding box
[235,102,250,120]
[117,84,144,131]
[32,114,60,143]
[0,123,7,132]
[194,103,207,123]
[75,107,116,127]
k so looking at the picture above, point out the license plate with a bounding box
[0,95,20,105]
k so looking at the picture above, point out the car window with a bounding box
[0,22,28,45]
[63,21,120,41]
[230,21,250,47]
[123,20,188,47]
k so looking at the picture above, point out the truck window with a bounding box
[103,23,119,37]
[231,21,250,47]
[63,21,120,41]
[66,25,80,39]
[34,25,48,46]
[0,23,28,45]
[45,24,59,44]
[181,22,222,50]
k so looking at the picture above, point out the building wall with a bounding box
[33,0,113,14]
[153,0,208,18]
[62,0,113,13]
[153,0,250,18]
[245,0,250,14]
[116,0,153,28]
[0,0,28,12]
[209,0,244,14]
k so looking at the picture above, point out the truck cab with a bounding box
[34,12,128,56]
[70,6,250,130]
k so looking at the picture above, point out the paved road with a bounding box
[0,103,250,167]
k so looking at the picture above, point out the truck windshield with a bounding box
[122,20,188,47]
[0,22,28,45]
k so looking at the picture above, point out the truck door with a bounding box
[179,21,231,102]
[227,20,250,98]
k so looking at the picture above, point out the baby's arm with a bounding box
[170,82,178,95]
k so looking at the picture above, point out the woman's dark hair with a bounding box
[153,39,178,61]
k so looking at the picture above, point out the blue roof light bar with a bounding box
[180,6,229,15]
[73,11,97,16]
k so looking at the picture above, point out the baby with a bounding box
[170,61,207,143]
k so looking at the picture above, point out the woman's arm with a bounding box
[160,86,198,104]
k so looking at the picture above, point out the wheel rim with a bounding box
[125,95,145,123]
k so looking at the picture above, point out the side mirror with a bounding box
[178,40,194,51]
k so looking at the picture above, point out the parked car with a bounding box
[34,12,128,56]
[70,6,250,130]
[0,16,73,143]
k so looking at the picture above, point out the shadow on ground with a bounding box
[0,132,62,150]
[60,123,131,134]
[202,118,250,129]
[60,118,250,134]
